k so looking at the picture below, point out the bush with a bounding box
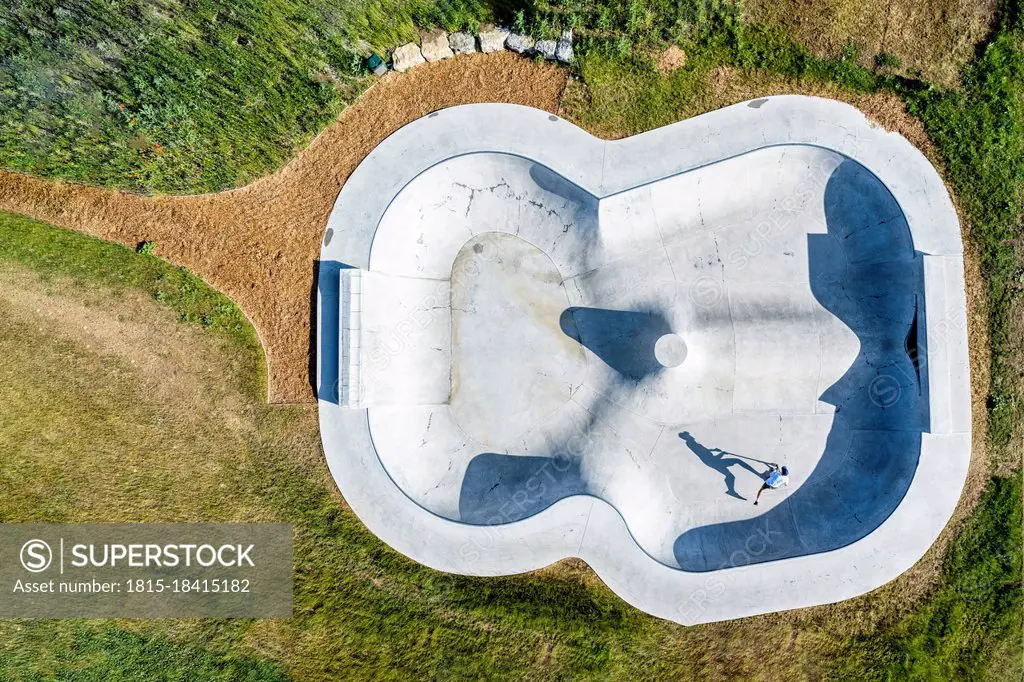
[875,52,902,69]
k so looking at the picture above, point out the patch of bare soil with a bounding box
[656,45,687,73]
[0,52,568,404]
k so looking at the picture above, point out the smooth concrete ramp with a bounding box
[317,98,971,625]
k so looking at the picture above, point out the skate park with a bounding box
[317,96,970,625]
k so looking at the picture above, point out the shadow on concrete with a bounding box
[673,159,929,571]
[315,259,350,404]
[530,163,595,205]
[449,159,929,571]
[559,306,670,381]
[679,432,764,500]
[527,162,602,266]
[458,453,585,525]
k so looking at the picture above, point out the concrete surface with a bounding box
[317,97,971,625]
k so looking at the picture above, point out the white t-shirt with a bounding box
[765,471,789,489]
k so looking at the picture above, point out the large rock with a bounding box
[449,32,476,54]
[478,26,510,53]
[392,42,425,72]
[420,30,454,61]
[556,30,573,63]
[535,39,557,60]
[505,33,535,54]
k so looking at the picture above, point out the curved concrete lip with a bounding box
[317,96,971,625]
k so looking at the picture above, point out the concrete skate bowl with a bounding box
[317,98,970,625]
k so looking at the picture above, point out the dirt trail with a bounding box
[0,52,568,403]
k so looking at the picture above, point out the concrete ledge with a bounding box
[338,269,362,408]
[318,97,971,625]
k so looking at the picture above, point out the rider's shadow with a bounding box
[678,431,769,501]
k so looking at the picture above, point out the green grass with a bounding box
[0,0,902,195]
[0,210,257,350]
[566,48,719,135]
[828,473,1024,680]
[0,1,490,194]
[562,9,895,137]
[0,622,286,682]
[0,0,704,196]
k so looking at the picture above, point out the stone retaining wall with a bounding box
[390,27,573,73]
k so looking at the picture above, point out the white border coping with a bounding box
[338,269,363,409]
[317,96,971,625]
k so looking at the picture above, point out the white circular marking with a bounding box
[655,333,687,368]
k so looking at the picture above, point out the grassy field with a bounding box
[0,0,485,193]
[744,0,997,87]
[1,0,1023,679]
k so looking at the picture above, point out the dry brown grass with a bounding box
[745,0,999,87]
[0,52,568,404]
[0,262,263,522]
